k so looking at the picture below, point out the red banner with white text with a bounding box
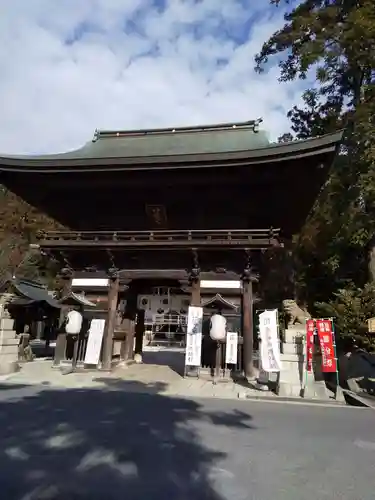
[305,319,315,372]
[316,319,337,373]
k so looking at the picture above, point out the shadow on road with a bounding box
[0,380,254,499]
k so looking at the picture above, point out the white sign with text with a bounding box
[185,306,203,367]
[259,309,282,372]
[84,318,106,365]
[225,331,238,365]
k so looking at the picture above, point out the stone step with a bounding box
[0,354,20,375]
[0,344,19,355]
[284,327,305,344]
[0,330,17,341]
[0,317,15,330]
[1,337,19,346]
[282,342,304,356]
[280,353,302,362]
[302,380,330,400]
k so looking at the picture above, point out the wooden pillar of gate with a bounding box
[189,251,201,307]
[241,253,257,379]
[185,252,201,377]
[134,309,145,362]
[121,287,138,362]
[102,270,119,371]
[53,268,73,368]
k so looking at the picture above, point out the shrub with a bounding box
[315,284,375,353]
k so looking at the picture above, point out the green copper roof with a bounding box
[86,121,268,159]
[2,119,268,161]
[0,119,343,172]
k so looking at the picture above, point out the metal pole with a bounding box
[330,318,340,399]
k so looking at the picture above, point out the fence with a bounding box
[145,312,188,347]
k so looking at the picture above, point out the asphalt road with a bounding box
[0,381,374,500]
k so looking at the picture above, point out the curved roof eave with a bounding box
[0,130,344,173]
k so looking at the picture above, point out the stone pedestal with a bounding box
[278,326,305,397]
[0,310,19,376]
[279,325,331,399]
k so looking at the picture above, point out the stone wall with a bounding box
[0,300,19,375]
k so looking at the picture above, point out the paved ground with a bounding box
[0,357,272,400]
[0,353,334,402]
[0,381,373,500]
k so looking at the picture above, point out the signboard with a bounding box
[185,306,203,367]
[305,319,315,372]
[259,309,282,372]
[84,319,106,365]
[316,319,337,373]
[225,332,238,365]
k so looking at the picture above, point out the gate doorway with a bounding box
[145,311,187,348]
[141,311,187,377]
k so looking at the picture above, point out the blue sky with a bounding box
[0,0,304,154]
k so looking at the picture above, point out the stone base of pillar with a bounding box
[278,352,304,397]
[0,315,20,376]
[276,326,305,397]
[52,333,67,368]
[300,370,330,399]
[334,385,345,402]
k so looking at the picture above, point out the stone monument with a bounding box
[0,293,20,375]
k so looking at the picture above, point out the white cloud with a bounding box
[0,0,303,154]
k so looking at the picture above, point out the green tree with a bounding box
[0,186,64,283]
[255,1,375,349]
[256,0,375,300]
[315,284,375,352]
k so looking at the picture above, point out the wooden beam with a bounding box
[37,228,281,252]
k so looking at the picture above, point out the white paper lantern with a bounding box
[209,314,227,341]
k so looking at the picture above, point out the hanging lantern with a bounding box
[209,313,227,341]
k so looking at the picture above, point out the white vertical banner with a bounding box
[225,332,238,365]
[185,306,203,367]
[84,318,106,365]
[259,309,282,372]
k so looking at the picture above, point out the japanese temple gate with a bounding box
[0,120,342,377]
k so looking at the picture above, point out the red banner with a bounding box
[316,319,337,372]
[306,319,315,372]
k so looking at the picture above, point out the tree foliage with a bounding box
[256,0,375,349]
[0,186,64,284]
[315,285,375,352]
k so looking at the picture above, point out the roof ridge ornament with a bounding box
[92,129,99,142]
[93,119,263,140]
[253,117,263,133]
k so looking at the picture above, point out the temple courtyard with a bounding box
[1,357,272,400]
[1,351,336,402]
[0,379,373,500]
